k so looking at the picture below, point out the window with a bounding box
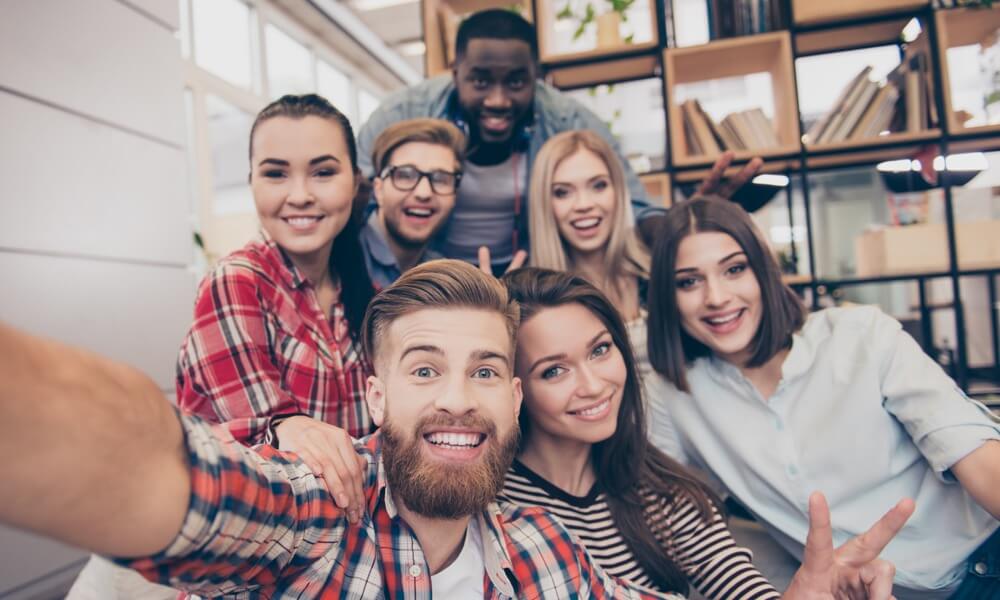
[205,95,254,216]
[266,24,314,97]
[317,60,355,123]
[191,0,253,88]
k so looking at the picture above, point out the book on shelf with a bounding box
[706,0,787,40]
[681,99,721,155]
[804,66,872,144]
[681,98,781,156]
[806,50,941,147]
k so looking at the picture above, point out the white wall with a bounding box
[0,0,194,596]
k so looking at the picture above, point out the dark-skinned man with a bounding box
[356,9,761,274]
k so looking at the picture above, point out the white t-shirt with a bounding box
[430,519,486,599]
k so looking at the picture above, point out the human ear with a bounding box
[365,375,387,426]
[511,376,523,419]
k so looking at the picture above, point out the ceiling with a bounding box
[344,0,426,76]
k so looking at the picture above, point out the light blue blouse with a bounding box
[647,305,1000,599]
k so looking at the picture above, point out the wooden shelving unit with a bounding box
[416,0,1000,387]
[664,31,801,168]
[639,172,672,206]
[935,6,1000,138]
[536,0,660,64]
[792,0,929,27]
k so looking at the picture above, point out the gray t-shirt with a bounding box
[442,152,527,265]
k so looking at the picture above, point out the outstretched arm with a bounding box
[0,323,190,557]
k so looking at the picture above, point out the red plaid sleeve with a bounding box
[176,261,300,444]
[503,506,679,599]
[118,413,357,597]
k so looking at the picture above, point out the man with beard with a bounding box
[361,118,466,288]
[357,10,760,273]
[0,260,910,599]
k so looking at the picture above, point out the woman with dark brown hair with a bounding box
[501,267,913,599]
[646,195,1000,598]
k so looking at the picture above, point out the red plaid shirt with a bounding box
[119,414,681,600]
[176,237,372,443]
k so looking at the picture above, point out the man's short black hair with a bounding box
[455,9,538,62]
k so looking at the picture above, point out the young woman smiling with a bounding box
[499,267,915,599]
[646,196,1000,598]
[175,94,376,519]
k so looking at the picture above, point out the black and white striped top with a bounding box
[500,460,781,599]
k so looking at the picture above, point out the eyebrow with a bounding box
[399,344,444,363]
[256,155,340,168]
[553,174,609,187]
[474,349,510,369]
[527,329,608,374]
[675,251,747,274]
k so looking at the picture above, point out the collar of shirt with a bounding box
[366,433,518,597]
[361,210,400,269]
[257,230,310,291]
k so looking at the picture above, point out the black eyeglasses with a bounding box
[380,164,462,195]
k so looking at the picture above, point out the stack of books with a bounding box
[681,99,781,155]
[706,0,787,40]
[804,52,937,145]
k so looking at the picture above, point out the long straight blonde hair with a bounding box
[527,130,650,290]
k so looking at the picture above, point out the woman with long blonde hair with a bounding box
[527,129,665,392]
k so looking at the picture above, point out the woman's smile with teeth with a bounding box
[284,216,322,229]
[705,309,743,325]
[571,217,601,229]
[569,398,610,417]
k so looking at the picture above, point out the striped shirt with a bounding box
[175,236,372,444]
[118,415,684,600]
[501,460,781,599]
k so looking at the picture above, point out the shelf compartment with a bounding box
[795,17,915,56]
[792,0,928,28]
[935,6,1000,137]
[639,172,672,206]
[546,53,658,88]
[671,157,800,184]
[536,0,659,64]
[665,32,801,168]
[421,0,534,76]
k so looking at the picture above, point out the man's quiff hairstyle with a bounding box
[371,118,467,177]
[647,195,805,391]
[362,259,520,368]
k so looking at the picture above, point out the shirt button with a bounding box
[973,561,988,575]
[787,465,798,477]
[409,565,422,578]
[774,418,783,431]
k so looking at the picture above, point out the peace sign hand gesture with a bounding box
[783,492,915,600]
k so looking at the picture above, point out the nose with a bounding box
[571,191,596,212]
[432,372,479,416]
[484,85,511,109]
[412,173,434,200]
[575,363,605,399]
[286,175,313,207]
[703,276,731,308]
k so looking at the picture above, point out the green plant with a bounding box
[556,0,637,41]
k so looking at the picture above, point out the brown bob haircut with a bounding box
[361,259,520,371]
[370,118,467,177]
[647,195,805,391]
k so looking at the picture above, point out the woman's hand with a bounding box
[275,416,367,523]
[478,246,528,277]
[783,492,915,600]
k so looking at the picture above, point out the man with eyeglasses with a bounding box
[361,118,467,288]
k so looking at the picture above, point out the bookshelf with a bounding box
[792,0,929,27]
[664,31,801,167]
[417,0,1000,390]
[422,0,535,77]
